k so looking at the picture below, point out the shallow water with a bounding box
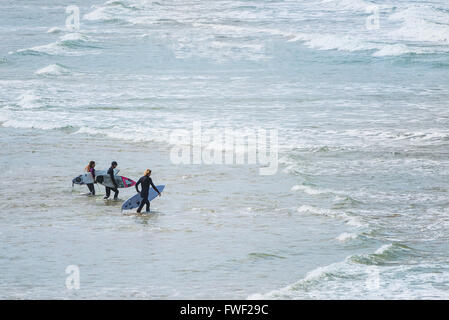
[1,0,449,299]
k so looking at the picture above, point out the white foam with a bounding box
[83,7,109,21]
[46,0,449,61]
[319,0,372,11]
[15,38,99,56]
[17,91,42,109]
[297,205,367,228]
[375,244,393,255]
[304,34,377,52]
[391,21,449,45]
[247,254,449,300]
[373,44,411,57]
[343,215,366,228]
[47,26,65,34]
[60,32,87,42]
[1,118,65,130]
[35,64,71,76]
[247,260,345,300]
[16,42,62,55]
[388,6,449,45]
[336,232,358,242]
[297,205,335,217]
[291,184,331,195]
[74,126,171,144]
[282,2,449,56]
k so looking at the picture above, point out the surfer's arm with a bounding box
[135,179,141,194]
[150,179,161,195]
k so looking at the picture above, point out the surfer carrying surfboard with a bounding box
[85,161,96,195]
[135,169,161,213]
[104,161,119,200]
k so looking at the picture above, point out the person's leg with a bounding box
[113,188,119,199]
[136,200,145,213]
[145,199,150,212]
[104,187,111,199]
[87,184,94,195]
[138,193,148,213]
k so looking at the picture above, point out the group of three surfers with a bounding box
[84,160,161,213]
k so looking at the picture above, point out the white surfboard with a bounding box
[72,169,119,186]
[72,170,104,185]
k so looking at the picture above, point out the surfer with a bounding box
[85,160,96,195]
[104,161,119,200]
[135,169,161,213]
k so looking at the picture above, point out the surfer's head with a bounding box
[144,169,151,176]
[111,161,118,168]
[86,160,95,170]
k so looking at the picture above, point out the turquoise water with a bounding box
[1,0,449,299]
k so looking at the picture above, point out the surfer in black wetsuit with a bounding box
[85,160,96,195]
[135,169,161,213]
[104,161,119,200]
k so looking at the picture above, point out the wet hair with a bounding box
[85,161,95,171]
[144,169,151,176]
[111,161,117,166]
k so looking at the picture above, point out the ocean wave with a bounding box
[44,0,449,60]
[302,34,377,52]
[83,1,137,23]
[59,33,88,42]
[290,32,448,57]
[373,44,412,57]
[336,232,358,242]
[74,0,449,61]
[0,105,81,130]
[284,2,449,56]
[375,244,394,255]
[390,21,449,45]
[14,33,100,56]
[46,26,65,34]
[105,0,141,11]
[83,7,113,22]
[332,196,364,209]
[319,0,373,11]
[1,118,71,130]
[348,243,417,266]
[74,126,171,144]
[35,64,71,76]
[248,252,286,260]
[291,184,333,195]
[297,205,366,228]
[388,5,449,44]
[16,91,43,109]
[299,128,449,146]
[247,244,449,299]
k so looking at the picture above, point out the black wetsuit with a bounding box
[105,166,119,199]
[135,176,159,213]
[87,168,95,195]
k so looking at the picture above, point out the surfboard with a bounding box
[72,170,106,185]
[72,169,119,186]
[95,174,136,188]
[121,185,165,211]
[73,173,94,185]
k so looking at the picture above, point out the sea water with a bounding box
[1,0,449,299]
